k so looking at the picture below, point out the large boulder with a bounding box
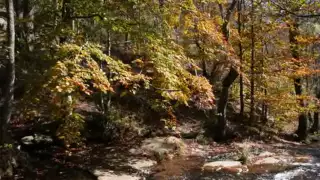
[203,160,246,174]
[21,134,53,145]
[176,120,201,139]
[253,155,294,165]
[253,157,282,165]
[128,159,157,174]
[91,159,156,180]
[21,136,35,145]
[20,134,54,153]
[130,136,186,160]
[93,170,140,180]
[258,151,276,157]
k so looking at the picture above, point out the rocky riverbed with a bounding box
[16,134,320,180]
[147,140,320,180]
[87,137,320,180]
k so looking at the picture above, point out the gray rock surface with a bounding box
[203,160,242,171]
[92,158,156,180]
[258,151,276,157]
[21,134,53,145]
[128,159,157,174]
[93,170,140,180]
[254,157,282,165]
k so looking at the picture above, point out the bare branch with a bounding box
[218,0,238,22]
[225,0,238,22]
[271,0,320,18]
[218,4,224,19]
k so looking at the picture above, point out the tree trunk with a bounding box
[249,0,255,122]
[60,0,72,43]
[0,2,16,176]
[1,0,15,145]
[238,0,244,117]
[202,60,208,77]
[310,112,319,133]
[312,91,320,133]
[289,21,308,140]
[261,42,268,123]
[216,68,239,140]
[262,89,268,123]
[215,0,238,141]
[22,0,34,52]
[295,78,308,140]
[106,30,112,111]
[308,112,313,128]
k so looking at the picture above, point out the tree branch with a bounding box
[218,0,238,22]
[218,4,224,19]
[271,1,320,18]
[218,0,238,40]
[225,0,238,22]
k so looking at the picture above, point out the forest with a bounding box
[0,0,319,179]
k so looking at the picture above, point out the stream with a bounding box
[190,163,320,180]
[18,135,320,180]
[148,162,320,180]
[148,143,320,180]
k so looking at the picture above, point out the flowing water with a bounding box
[148,163,320,180]
[190,163,320,180]
[148,144,320,180]
[200,144,320,180]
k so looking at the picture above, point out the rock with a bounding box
[176,120,201,139]
[166,153,174,160]
[258,151,276,157]
[294,155,312,163]
[34,134,53,144]
[254,157,281,165]
[93,170,140,180]
[138,136,186,159]
[129,148,139,155]
[221,166,249,174]
[21,134,53,145]
[129,159,157,174]
[190,147,206,157]
[203,160,242,172]
[162,129,181,138]
[21,136,34,145]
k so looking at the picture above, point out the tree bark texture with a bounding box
[250,0,255,123]
[238,0,244,117]
[289,22,308,140]
[311,112,319,133]
[1,0,15,144]
[215,0,239,141]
